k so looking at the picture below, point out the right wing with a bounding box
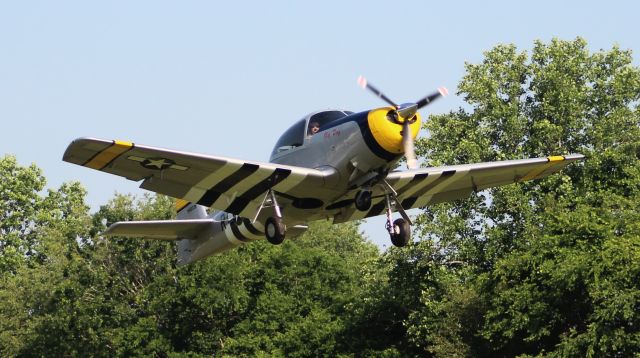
[333,154,584,223]
[385,154,585,209]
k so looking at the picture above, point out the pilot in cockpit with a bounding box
[307,121,320,136]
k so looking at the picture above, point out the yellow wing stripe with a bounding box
[84,140,133,170]
[175,199,190,213]
[519,155,565,182]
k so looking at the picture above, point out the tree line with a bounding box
[1,38,639,356]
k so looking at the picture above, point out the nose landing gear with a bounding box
[354,189,372,211]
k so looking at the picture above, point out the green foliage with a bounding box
[0,155,47,272]
[222,221,378,357]
[0,161,381,356]
[342,240,447,356]
[0,155,94,355]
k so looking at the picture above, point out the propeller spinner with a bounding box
[358,76,447,169]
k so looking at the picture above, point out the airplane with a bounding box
[63,77,584,265]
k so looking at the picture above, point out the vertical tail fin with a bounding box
[175,200,210,265]
[176,199,208,220]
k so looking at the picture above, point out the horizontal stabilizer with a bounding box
[103,219,214,241]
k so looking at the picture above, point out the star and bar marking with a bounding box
[127,156,189,171]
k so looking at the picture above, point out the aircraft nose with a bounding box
[396,103,418,120]
[366,107,421,154]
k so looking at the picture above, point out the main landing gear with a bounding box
[383,190,412,247]
[389,218,411,247]
[258,189,286,245]
[265,216,285,245]
[355,183,412,247]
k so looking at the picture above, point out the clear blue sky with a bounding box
[1,1,638,248]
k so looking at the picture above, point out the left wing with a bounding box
[333,154,584,223]
[63,137,339,218]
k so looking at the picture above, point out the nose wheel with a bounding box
[354,189,372,211]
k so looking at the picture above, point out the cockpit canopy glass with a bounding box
[306,110,352,135]
[271,110,352,156]
[272,119,306,155]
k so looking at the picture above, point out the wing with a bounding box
[63,137,339,218]
[333,154,584,223]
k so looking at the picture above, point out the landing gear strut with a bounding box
[381,181,412,247]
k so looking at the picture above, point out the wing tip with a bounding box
[552,153,586,162]
[62,137,114,161]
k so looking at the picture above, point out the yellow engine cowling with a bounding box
[366,107,421,154]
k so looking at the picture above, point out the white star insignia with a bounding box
[127,156,188,171]
[145,158,170,169]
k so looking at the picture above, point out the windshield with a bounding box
[271,110,352,156]
[271,119,306,156]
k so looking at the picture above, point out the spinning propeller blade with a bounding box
[416,87,449,109]
[403,120,418,169]
[358,76,398,108]
[358,76,447,170]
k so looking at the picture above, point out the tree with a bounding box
[0,155,94,356]
[408,38,640,356]
[223,220,379,357]
[0,155,48,272]
[1,164,384,356]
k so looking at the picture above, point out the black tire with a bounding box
[354,190,372,211]
[390,218,411,247]
[265,216,286,245]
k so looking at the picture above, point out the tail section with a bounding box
[170,200,270,265]
[175,200,243,265]
[176,199,208,220]
[103,200,308,265]
[103,200,244,265]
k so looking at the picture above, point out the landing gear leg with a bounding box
[382,183,412,247]
[260,189,286,245]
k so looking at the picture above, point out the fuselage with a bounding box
[269,108,421,191]
[176,107,422,264]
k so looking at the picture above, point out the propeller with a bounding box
[358,76,447,169]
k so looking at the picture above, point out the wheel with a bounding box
[265,217,286,245]
[354,190,372,211]
[390,218,411,247]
